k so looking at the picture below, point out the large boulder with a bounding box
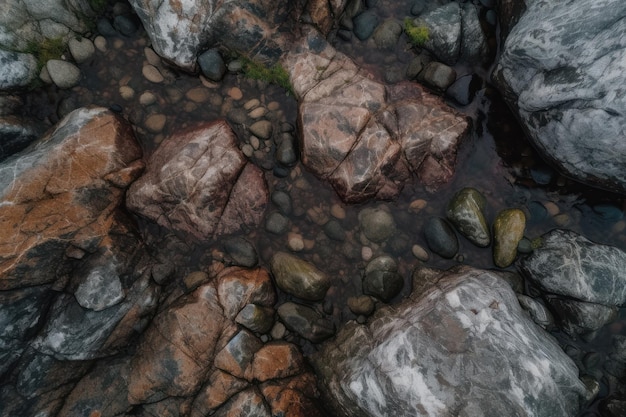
[127,120,268,241]
[493,0,626,194]
[282,29,469,203]
[0,107,159,416]
[128,0,346,71]
[312,266,591,417]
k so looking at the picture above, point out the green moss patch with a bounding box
[404,18,430,47]
[240,57,293,95]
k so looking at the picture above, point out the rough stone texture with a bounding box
[0,107,144,290]
[283,28,468,203]
[312,266,590,417]
[0,115,43,161]
[127,120,268,241]
[0,0,97,52]
[128,0,346,71]
[493,0,626,194]
[519,229,626,306]
[0,49,37,89]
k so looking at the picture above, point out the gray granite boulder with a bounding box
[312,266,591,417]
[127,120,268,241]
[493,0,626,194]
[519,229,626,306]
[283,28,468,203]
[0,49,37,89]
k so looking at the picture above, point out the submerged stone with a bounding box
[277,302,335,343]
[446,187,490,247]
[424,217,459,259]
[493,208,525,268]
[363,255,404,302]
[270,252,330,301]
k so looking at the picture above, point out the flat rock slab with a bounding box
[127,120,268,241]
[312,266,590,417]
[283,29,468,203]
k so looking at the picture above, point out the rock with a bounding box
[353,10,379,40]
[249,120,273,140]
[248,341,304,381]
[275,134,297,166]
[414,3,461,65]
[446,74,479,106]
[74,263,124,311]
[142,64,164,83]
[347,295,375,316]
[283,29,468,202]
[68,37,95,63]
[446,187,490,247]
[519,229,626,306]
[46,59,81,89]
[312,266,591,417]
[128,282,229,403]
[459,3,489,62]
[372,19,402,49]
[277,302,335,343]
[144,113,166,133]
[198,48,226,82]
[271,190,292,215]
[127,120,268,241]
[265,212,289,235]
[0,50,38,89]
[517,294,554,329]
[270,252,330,301]
[423,217,459,259]
[420,61,456,92]
[358,206,396,243]
[323,219,346,241]
[492,208,525,268]
[216,267,276,321]
[214,329,264,379]
[493,0,626,194]
[363,255,404,302]
[0,115,43,161]
[235,304,275,334]
[113,15,140,36]
[547,297,618,336]
[223,236,258,268]
[0,107,144,290]
[97,18,118,37]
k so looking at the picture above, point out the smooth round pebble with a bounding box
[266,212,289,235]
[144,114,166,133]
[543,201,560,216]
[287,232,305,252]
[139,91,157,106]
[119,85,135,100]
[142,64,164,83]
[144,47,161,66]
[411,244,429,261]
[361,246,373,262]
[186,87,210,103]
[331,204,346,220]
[347,295,375,316]
[94,36,107,52]
[241,144,254,157]
[228,87,243,100]
[423,217,458,259]
[409,199,428,213]
[248,106,267,119]
[244,98,260,110]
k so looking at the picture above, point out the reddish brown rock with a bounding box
[247,341,305,382]
[126,120,268,241]
[190,370,248,416]
[0,107,144,290]
[261,373,325,417]
[282,29,469,203]
[216,267,276,320]
[127,282,235,404]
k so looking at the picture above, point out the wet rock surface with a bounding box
[127,120,268,241]
[493,0,626,194]
[313,266,591,417]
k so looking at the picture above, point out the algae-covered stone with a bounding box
[270,252,330,301]
[363,255,404,302]
[446,187,490,247]
[493,208,525,268]
[358,207,396,243]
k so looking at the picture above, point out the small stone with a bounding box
[271,191,292,215]
[423,217,459,259]
[241,144,254,157]
[46,60,81,89]
[94,36,107,52]
[244,99,260,110]
[347,295,375,316]
[277,302,334,342]
[144,47,161,66]
[361,246,373,262]
[517,238,533,254]
[270,252,330,301]
[185,87,210,103]
[228,59,243,72]
[68,37,95,64]
[144,114,166,133]
[248,107,267,119]
[235,304,275,334]
[119,85,135,100]
[113,15,139,36]
[139,91,157,106]
[409,199,428,213]
[223,236,258,268]
[353,10,380,40]
[96,18,117,37]
[39,65,52,84]
[142,65,164,83]
[372,19,403,49]
[323,219,346,241]
[421,62,457,91]
[228,87,243,100]
[411,244,429,261]
[275,135,297,166]
[358,207,396,243]
[543,201,560,216]
[330,204,346,219]
[250,135,260,150]
[183,271,209,290]
[493,208,526,268]
[363,255,404,302]
[307,206,330,226]
[554,213,571,227]
[270,322,286,339]
[197,49,226,82]
[74,265,124,311]
[265,212,289,235]
[249,120,273,140]
[287,233,305,252]
[446,187,490,247]
[227,108,248,124]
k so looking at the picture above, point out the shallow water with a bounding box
[15,3,626,415]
